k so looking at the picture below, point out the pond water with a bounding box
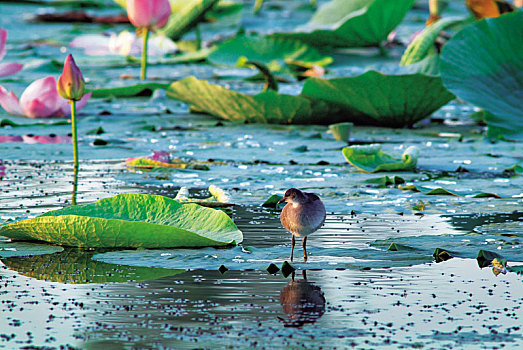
[0,0,522,349]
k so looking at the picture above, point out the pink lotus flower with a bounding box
[57,54,85,101]
[126,150,172,164]
[126,0,171,29]
[0,28,23,78]
[0,76,91,118]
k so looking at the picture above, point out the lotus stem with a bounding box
[377,42,388,57]
[429,0,439,17]
[245,60,278,92]
[70,99,79,174]
[140,27,150,80]
[195,25,202,50]
[427,0,440,25]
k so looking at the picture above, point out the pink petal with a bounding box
[0,62,23,77]
[0,28,7,61]
[0,135,23,143]
[76,92,91,111]
[0,85,23,116]
[22,98,58,118]
[151,0,171,28]
[70,34,110,52]
[127,0,152,28]
[150,151,171,163]
[20,77,61,118]
[23,134,71,144]
[126,0,170,28]
[57,92,91,117]
[57,98,70,117]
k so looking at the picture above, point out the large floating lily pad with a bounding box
[0,194,243,248]
[440,12,523,140]
[208,35,332,71]
[1,249,184,284]
[301,70,455,127]
[166,76,339,124]
[342,145,419,172]
[274,0,415,48]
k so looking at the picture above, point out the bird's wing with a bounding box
[304,192,321,202]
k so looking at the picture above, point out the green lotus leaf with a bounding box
[1,249,184,284]
[274,0,415,48]
[370,234,523,263]
[301,70,455,127]
[208,35,332,72]
[440,12,523,140]
[399,185,460,196]
[166,76,340,124]
[342,145,419,173]
[0,194,243,248]
[477,249,506,268]
[364,175,406,187]
[473,192,501,198]
[89,83,170,98]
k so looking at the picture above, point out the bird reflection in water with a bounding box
[279,270,326,327]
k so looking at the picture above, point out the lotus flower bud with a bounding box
[57,54,85,101]
[126,0,171,29]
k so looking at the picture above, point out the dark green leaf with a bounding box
[208,35,332,72]
[274,0,415,48]
[301,71,455,127]
[440,12,523,140]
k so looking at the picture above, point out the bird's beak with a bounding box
[278,196,287,204]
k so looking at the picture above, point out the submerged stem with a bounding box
[140,27,150,80]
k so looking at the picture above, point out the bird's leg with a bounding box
[302,270,307,280]
[303,236,308,262]
[290,235,295,262]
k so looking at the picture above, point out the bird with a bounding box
[278,188,326,262]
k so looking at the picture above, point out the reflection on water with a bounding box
[279,271,325,327]
[1,248,183,284]
[72,168,78,206]
[1,260,521,349]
